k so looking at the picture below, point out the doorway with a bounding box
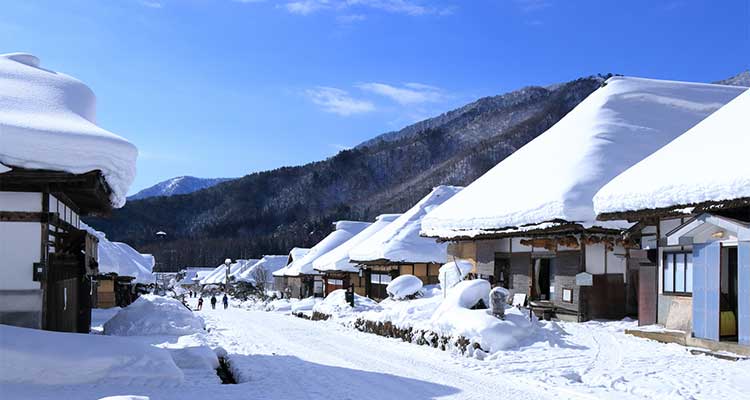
[494,257,511,289]
[720,246,739,341]
[533,258,552,300]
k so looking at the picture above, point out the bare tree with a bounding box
[252,266,270,298]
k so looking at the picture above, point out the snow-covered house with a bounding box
[279,221,371,299]
[273,247,310,297]
[176,267,216,292]
[236,255,288,291]
[0,53,138,332]
[350,186,462,300]
[313,214,401,296]
[199,259,258,288]
[421,77,745,322]
[83,223,154,308]
[594,89,749,348]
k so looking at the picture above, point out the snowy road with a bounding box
[198,306,555,400]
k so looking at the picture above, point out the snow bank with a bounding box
[284,221,370,276]
[595,89,750,215]
[386,274,423,300]
[314,289,382,317]
[0,324,182,385]
[313,214,401,273]
[104,295,205,336]
[421,77,745,238]
[350,186,462,263]
[0,53,138,208]
[83,223,154,283]
[438,259,474,290]
[236,255,288,284]
[430,280,536,352]
[290,296,322,313]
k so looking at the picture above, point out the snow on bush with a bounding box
[438,259,474,290]
[386,274,423,300]
[0,324,182,385]
[313,289,382,317]
[104,295,205,336]
[430,280,536,352]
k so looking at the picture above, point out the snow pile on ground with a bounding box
[313,214,401,273]
[595,89,750,215]
[430,280,537,353]
[290,296,322,313]
[284,221,371,276]
[421,77,746,238]
[438,259,474,290]
[236,255,288,284]
[0,53,138,208]
[313,289,382,317]
[0,324,182,385]
[83,223,154,283]
[350,186,462,263]
[386,274,423,300]
[104,295,205,336]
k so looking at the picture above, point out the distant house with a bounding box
[594,89,749,349]
[350,186,462,300]
[236,255,289,291]
[199,259,258,289]
[0,53,137,332]
[273,247,310,297]
[313,214,401,296]
[280,221,371,299]
[177,267,217,293]
[83,223,155,308]
[422,77,745,322]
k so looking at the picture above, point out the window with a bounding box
[370,273,392,285]
[663,252,692,295]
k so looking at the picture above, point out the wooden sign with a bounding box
[576,272,593,287]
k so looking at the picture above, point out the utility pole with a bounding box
[224,258,232,292]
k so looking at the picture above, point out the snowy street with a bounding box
[2,297,750,400]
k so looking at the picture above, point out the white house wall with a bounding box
[1,191,42,212]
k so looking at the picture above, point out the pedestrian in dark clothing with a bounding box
[210,295,217,310]
[222,294,229,309]
[197,297,203,310]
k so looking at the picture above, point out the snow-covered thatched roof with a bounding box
[421,77,746,239]
[350,186,462,264]
[313,214,401,273]
[273,247,310,277]
[283,221,371,277]
[236,255,289,284]
[0,53,138,208]
[594,89,750,217]
[82,223,154,283]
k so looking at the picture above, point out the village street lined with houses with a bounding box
[1,1,750,399]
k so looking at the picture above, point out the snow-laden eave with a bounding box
[421,219,632,242]
[596,197,750,223]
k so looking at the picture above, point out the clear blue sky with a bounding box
[1,0,748,194]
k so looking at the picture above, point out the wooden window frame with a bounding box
[663,251,692,296]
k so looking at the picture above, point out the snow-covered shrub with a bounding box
[104,294,205,336]
[490,286,511,318]
[313,289,382,317]
[430,280,537,352]
[438,259,474,290]
[386,274,423,300]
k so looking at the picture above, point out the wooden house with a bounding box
[281,221,370,299]
[273,247,310,297]
[350,186,462,300]
[422,77,745,321]
[594,89,749,348]
[0,53,137,332]
[313,214,401,296]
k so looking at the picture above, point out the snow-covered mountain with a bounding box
[715,70,750,87]
[128,176,232,200]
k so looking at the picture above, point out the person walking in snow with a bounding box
[197,297,204,311]
[222,294,229,309]
[210,294,217,310]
